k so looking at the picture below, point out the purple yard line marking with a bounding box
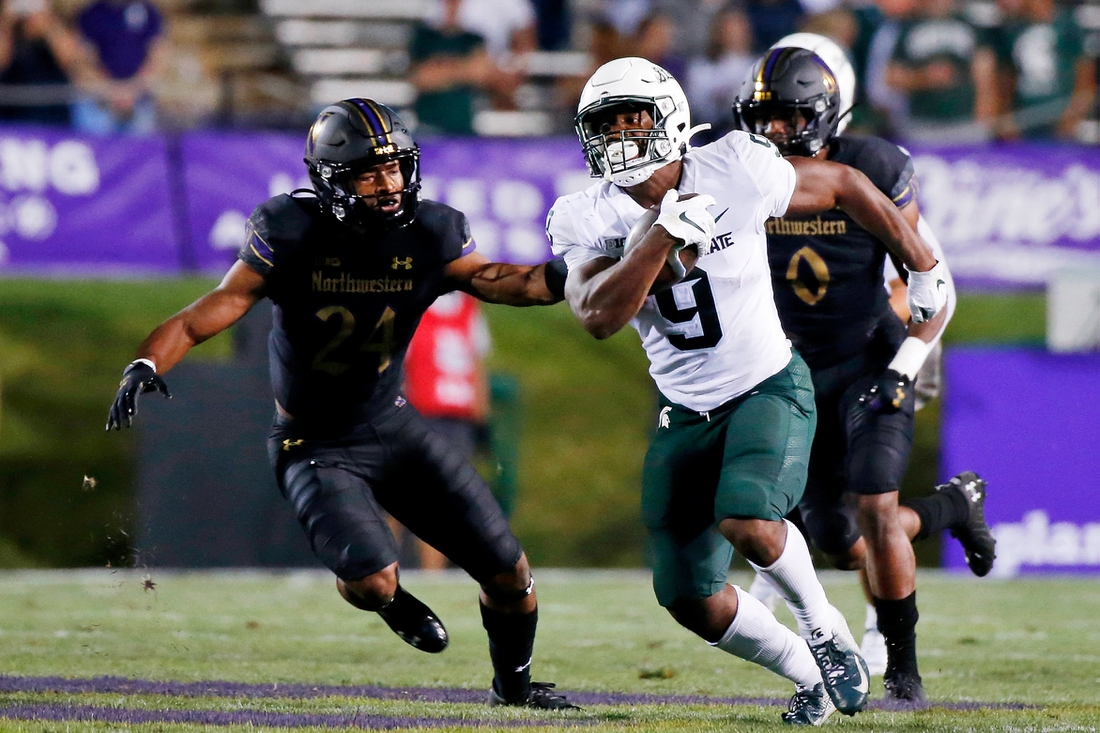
[0,703,583,729]
[0,676,1033,712]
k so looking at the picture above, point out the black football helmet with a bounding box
[732,47,841,157]
[304,98,421,230]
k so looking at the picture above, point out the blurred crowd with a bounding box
[0,0,1094,144]
[0,0,163,133]
[409,0,1097,143]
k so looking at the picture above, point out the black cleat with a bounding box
[376,586,448,653]
[884,670,927,705]
[938,471,996,577]
[488,681,581,710]
[782,683,836,726]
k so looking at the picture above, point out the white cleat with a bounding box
[860,628,888,677]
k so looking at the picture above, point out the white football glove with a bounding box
[654,190,716,250]
[905,260,948,323]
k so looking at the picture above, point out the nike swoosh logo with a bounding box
[715,207,729,222]
[678,211,706,234]
[855,662,869,694]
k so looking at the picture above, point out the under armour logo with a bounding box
[392,256,413,270]
[282,439,303,451]
[658,406,672,429]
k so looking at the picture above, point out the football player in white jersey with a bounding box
[546,57,949,725]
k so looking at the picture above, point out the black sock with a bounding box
[480,603,537,702]
[903,488,969,541]
[874,592,920,678]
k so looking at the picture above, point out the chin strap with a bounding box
[683,123,712,147]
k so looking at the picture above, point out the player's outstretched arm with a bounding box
[785,156,946,323]
[444,251,565,306]
[106,261,266,430]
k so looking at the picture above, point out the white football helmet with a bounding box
[575,57,704,188]
[770,33,856,133]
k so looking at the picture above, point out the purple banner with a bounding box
[908,144,1100,289]
[180,131,311,273]
[180,132,592,273]
[1,127,1094,285]
[0,124,177,275]
[942,347,1100,576]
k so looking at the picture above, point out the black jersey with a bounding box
[238,194,473,433]
[765,136,916,370]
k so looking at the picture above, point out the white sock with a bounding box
[711,585,822,689]
[749,519,833,642]
[864,603,878,633]
[747,572,781,612]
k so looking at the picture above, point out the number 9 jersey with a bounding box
[547,131,797,412]
[238,192,474,435]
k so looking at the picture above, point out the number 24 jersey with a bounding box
[237,193,473,431]
[547,131,797,412]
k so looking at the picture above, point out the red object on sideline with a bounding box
[404,291,490,421]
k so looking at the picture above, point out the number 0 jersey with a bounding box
[238,193,473,433]
[547,131,796,412]
[765,135,915,370]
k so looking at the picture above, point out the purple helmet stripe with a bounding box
[760,47,786,88]
[347,98,391,144]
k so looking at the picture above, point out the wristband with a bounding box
[128,358,157,373]
[887,337,933,381]
[543,257,568,301]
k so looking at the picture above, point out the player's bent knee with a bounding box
[338,565,399,610]
[718,517,787,566]
[855,493,902,540]
[481,557,534,605]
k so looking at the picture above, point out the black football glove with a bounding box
[106,360,171,431]
[858,369,911,414]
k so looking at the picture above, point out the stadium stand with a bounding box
[259,0,591,135]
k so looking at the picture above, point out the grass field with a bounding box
[0,568,1097,731]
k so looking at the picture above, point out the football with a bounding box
[625,197,699,293]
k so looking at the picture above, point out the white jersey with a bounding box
[548,131,797,412]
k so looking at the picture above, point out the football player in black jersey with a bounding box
[734,48,996,704]
[106,98,576,710]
